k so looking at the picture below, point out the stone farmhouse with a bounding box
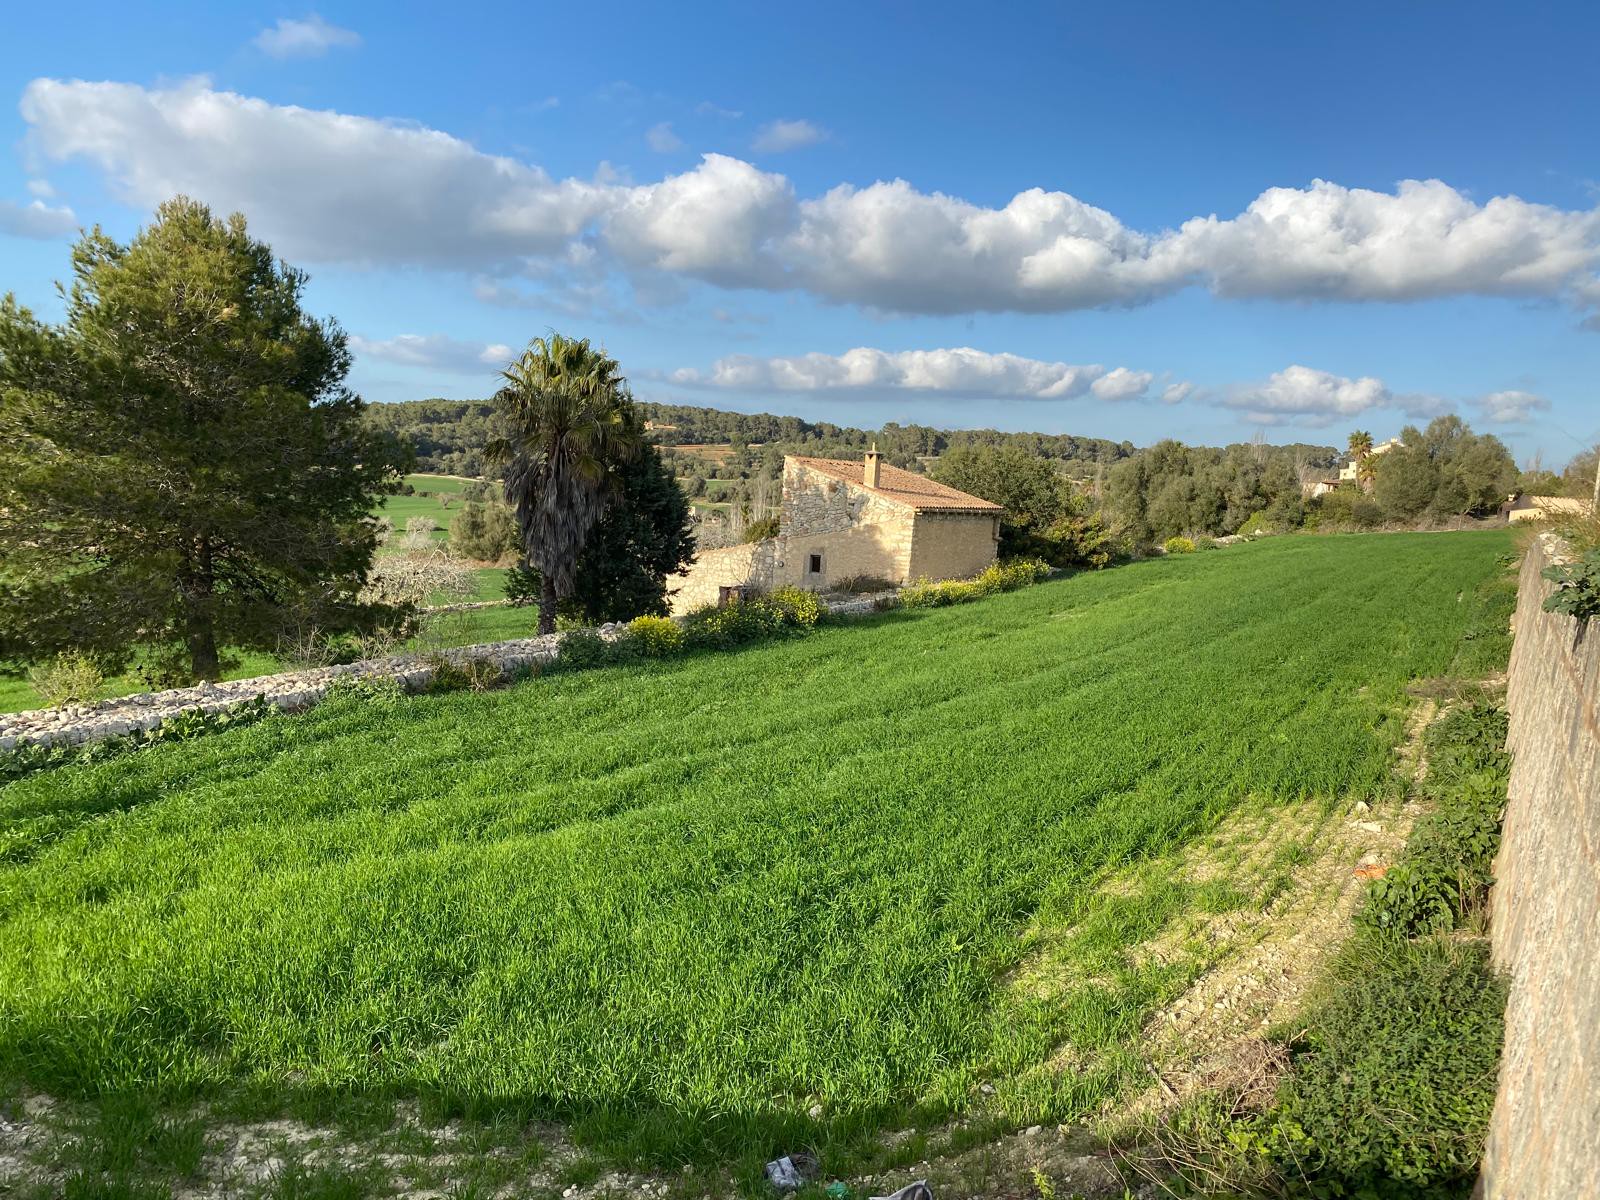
[667,450,1002,613]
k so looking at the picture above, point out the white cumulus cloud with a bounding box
[254,15,362,58]
[752,118,828,153]
[19,79,1600,321]
[1226,365,1449,426]
[671,347,1170,400]
[1475,390,1550,423]
[350,333,513,373]
[0,197,77,239]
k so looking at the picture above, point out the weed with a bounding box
[27,652,105,709]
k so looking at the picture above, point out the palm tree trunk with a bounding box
[538,573,558,636]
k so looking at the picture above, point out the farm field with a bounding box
[0,532,1513,1180]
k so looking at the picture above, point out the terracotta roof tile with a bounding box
[788,456,1003,513]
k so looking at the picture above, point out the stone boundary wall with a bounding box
[0,590,895,754]
[1480,532,1600,1199]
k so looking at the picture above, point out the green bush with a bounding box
[765,586,823,628]
[681,598,789,650]
[1236,511,1275,538]
[1360,701,1508,937]
[1163,536,1196,555]
[555,630,614,670]
[1265,937,1505,1194]
[27,651,105,708]
[1194,536,1217,551]
[503,564,540,606]
[624,615,687,658]
[450,500,520,562]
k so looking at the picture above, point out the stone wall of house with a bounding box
[781,459,910,538]
[908,511,1000,582]
[1479,532,1600,1199]
[665,540,778,614]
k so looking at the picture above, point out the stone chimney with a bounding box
[863,444,881,488]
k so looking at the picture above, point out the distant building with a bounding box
[666,450,1002,614]
[1339,437,1403,486]
[1501,494,1594,524]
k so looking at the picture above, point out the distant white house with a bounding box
[1339,437,1402,485]
[1501,494,1594,524]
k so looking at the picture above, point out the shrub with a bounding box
[450,500,520,562]
[765,586,823,628]
[1194,536,1217,551]
[400,516,439,550]
[27,652,104,709]
[625,615,687,658]
[504,563,541,606]
[421,654,502,694]
[554,631,614,671]
[742,515,780,542]
[679,597,797,650]
[1265,937,1505,1192]
[1236,511,1275,538]
[1036,510,1117,569]
[1162,536,1196,555]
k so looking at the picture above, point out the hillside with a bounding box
[0,531,1513,1194]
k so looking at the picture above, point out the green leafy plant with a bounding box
[1541,548,1600,619]
[1360,701,1509,937]
[1264,937,1505,1193]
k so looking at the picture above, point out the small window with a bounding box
[808,553,823,574]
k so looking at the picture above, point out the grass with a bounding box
[0,531,1512,1175]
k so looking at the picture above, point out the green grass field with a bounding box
[0,532,1513,1171]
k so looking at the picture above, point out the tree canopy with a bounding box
[0,198,407,682]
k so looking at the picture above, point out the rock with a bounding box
[1353,800,1371,814]
[1354,820,1384,833]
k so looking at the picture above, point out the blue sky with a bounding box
[3,1,1597,464]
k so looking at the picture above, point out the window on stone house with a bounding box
[808,553,823,574]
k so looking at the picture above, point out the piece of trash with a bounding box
[1353,864,1389,880]
[825,1183,852,1200]
[870,1182,934,1200]
[765,1153,819,1192]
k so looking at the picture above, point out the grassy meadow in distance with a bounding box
[0,532,1514,1164]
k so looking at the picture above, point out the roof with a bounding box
[788,456,1003,514]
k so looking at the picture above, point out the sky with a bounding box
[2,1,1598,465]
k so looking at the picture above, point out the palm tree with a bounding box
[1347,429,1376,488]
[488,335,642,634]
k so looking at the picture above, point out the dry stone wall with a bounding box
[1480,533,1600,1199]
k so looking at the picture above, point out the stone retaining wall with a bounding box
[1480,533,1600,1199]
